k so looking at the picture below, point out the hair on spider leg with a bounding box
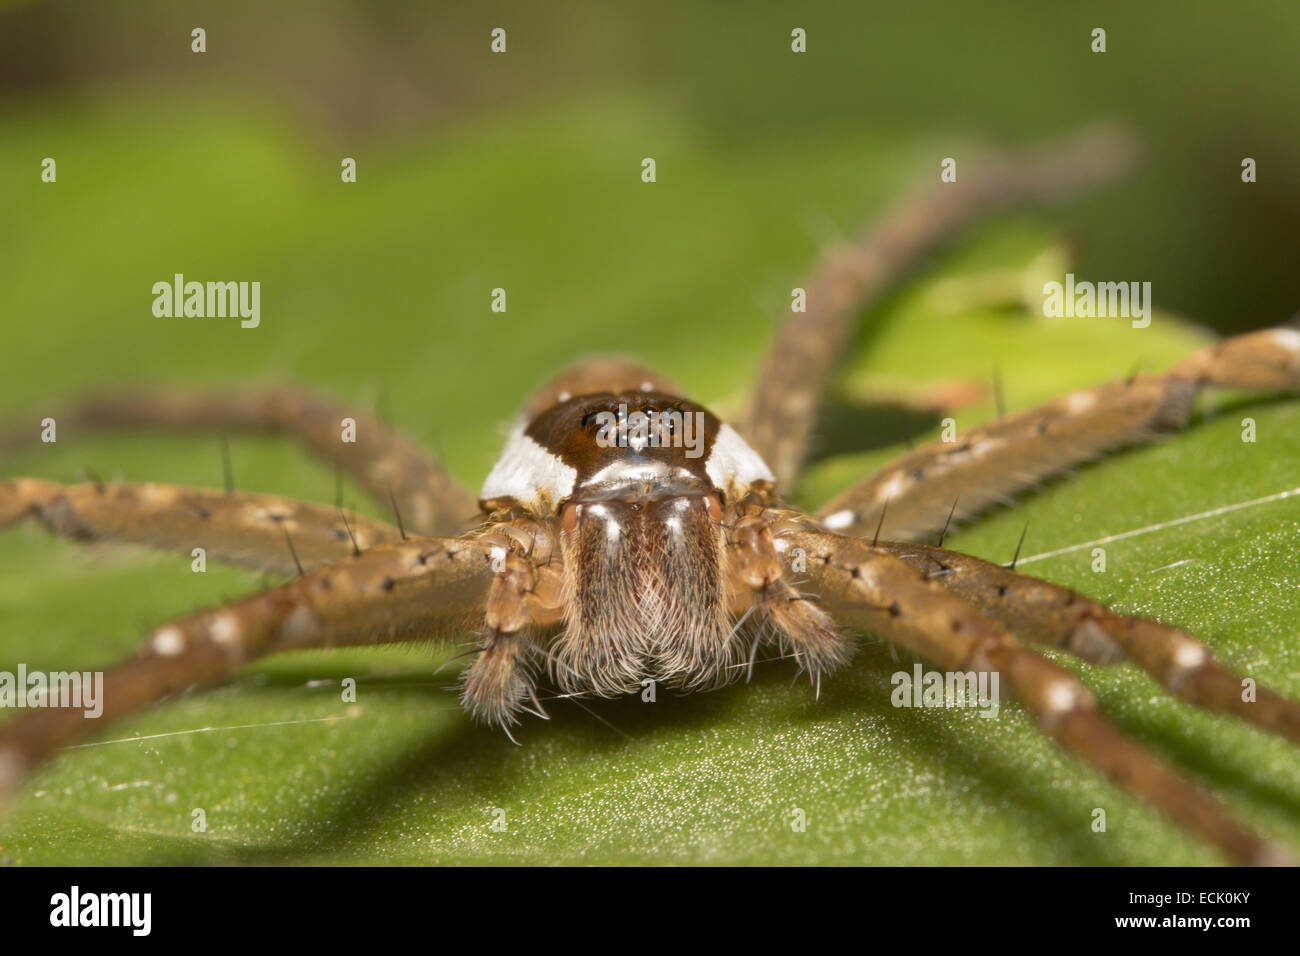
[786,662,809,691]
[528,688,634,740]
[871,496,890,547]
[749,620,817,682]
[745,618,767,682]
[781,648,826,699]
[431,644,486,677]
[923,559,955,581]
[781,579,823,595]
[387,485,407,541]
[724,648,803,678]
[338,507,362,557]
[1007,522,1030,571]
[521,685,550,721]
[282,526,305,577]
[578,700,633,740]
[719,603,760,654]
[533,641,588,689]
[937,496,960,548]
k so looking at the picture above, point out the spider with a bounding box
[1,128,1298,865]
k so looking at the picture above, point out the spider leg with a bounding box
[773,521,1291,865]
[0,384,476,536]
[817,327,1300,540]
[1,478,402,574]
[461,541,565,727]
[878,541,1300,743]
[724,510,851,683]
[743,124,1138,490]
[0,534,500,806]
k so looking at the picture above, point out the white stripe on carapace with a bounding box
[479,423,578,512]
[706,424,775,497]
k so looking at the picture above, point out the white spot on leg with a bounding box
[1270,328,1300,352]
[209,613,242,648]
[1171,641,1208,673]
[140,483,180,506]
[1066,391,1098,415]
[879,473,907,502]
[968,438,1000,458]
[281,603,319,645]
[151,627,185,656]
[822,509,856,531]
[1044,678,1084,715]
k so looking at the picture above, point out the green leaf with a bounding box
[2,99,1297,865]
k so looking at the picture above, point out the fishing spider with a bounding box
[1,128,1298,865]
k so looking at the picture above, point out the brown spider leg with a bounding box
[877,541,1300,743]
[743,123,1139,490]
[774,523,1290,866]
[0,384,476,536]
[817,327,1300,541]
[0,535,500,807]
[1,478,401,574]
[724,510,851,687]
[462,539,566,729]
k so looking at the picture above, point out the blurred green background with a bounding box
[0,1,1298,865]
[5,0,1300,331]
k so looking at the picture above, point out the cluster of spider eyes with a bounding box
[581,406,684,431]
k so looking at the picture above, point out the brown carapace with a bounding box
[2,127,1299,865]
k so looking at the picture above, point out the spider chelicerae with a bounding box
[1,128,1298,865]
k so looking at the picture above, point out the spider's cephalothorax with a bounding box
[4,130,1300,864]
[470,366,849,718]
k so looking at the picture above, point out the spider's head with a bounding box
[478,388,774,518]
[477,386,776,696]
